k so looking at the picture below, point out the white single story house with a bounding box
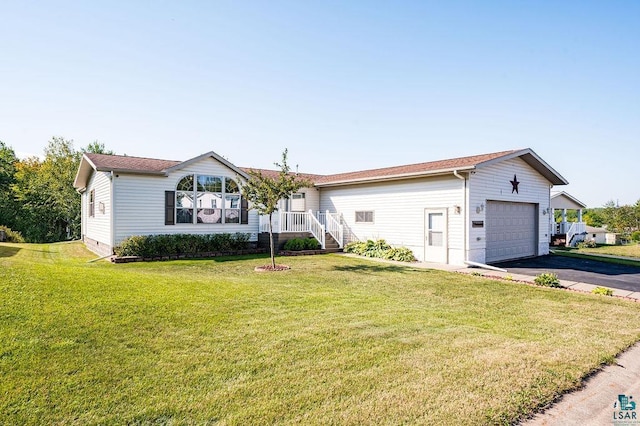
[73,148,568,265]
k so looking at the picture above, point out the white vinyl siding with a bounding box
[113,156,259,246]
[468,157,551,263]
[319,176,465,263]
[84,171,112,247]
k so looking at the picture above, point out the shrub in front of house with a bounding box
[283,237,321,251]
[592,286,614,296]
[114,233,251,257]
[533,272,562,288]
[631,231,640,242]
[0,226,25,243]
[576,239,597,249]
[344,239,416,262]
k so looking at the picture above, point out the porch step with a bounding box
[325,233,342,251]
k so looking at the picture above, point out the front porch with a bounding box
[259,210,344,250]
[550,191,588,247]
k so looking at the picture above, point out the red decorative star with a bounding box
[510,174,520,194]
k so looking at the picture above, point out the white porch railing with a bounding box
[566,222,587,247]
[259,210,327,249]
[323,211,344,248]
[307,211,326,249]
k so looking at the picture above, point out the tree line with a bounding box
[0,137,112,242]
[554,201,640,238]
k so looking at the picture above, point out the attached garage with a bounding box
[485,201,537,263]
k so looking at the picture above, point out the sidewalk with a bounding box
[522,342,640,425]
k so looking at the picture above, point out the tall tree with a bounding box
[242,149,311,268]
[13,137,82,242]
[84,141,114,155]
[0,141,19,228]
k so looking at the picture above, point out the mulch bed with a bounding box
[254,264,291,272]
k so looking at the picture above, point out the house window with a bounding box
[89,190,95,217]
[355,211,374,223]
[291,192,306,212]
[175,174,241,224]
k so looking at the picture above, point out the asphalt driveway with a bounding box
[494,255,640,292]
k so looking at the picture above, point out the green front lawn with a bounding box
[2,242,640,425]
[578,243,640,259]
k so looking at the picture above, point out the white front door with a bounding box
[424,209,448,263]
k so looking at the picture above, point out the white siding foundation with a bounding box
[319,176,465,263]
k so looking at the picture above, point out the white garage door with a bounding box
[486,201,537,263]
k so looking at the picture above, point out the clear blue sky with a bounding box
[1,1,638,206]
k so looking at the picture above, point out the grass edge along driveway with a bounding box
[2,242,640,425]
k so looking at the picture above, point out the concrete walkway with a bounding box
[339,253,640,424]
[522,343,640,426]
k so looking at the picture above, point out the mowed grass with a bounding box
[577,243,640,259]
[2,243,640,425]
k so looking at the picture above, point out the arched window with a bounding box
[175,175,242,224]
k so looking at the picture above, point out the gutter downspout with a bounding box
[110,171,115,254]
[453,170,467,263]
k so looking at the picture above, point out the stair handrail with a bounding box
[307,209,326,249]
[325,210,343,248]
[566,221,587,247]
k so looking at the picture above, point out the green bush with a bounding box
[631,231,640,242]
[592,286,613,296]
[114,233,252,257]
[283,237,320,251]
[0,226,25,243]
[304,237,321,250]
[283,238,306,251]
[534,273,562,288]
[344,239,415,262]
[576,239,597,249]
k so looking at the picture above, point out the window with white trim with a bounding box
[355,211,374,223]
[175,174,241,224]
[291,192,306,212]
[89,190,95,217]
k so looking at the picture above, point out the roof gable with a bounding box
[551,191,587,209]
[73,151,247,191]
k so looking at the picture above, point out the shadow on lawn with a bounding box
[211,253,270,263]
[0,245,21,258]
[333,264,417,274]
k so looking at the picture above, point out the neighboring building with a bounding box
[74,148,568,264]
[550,191,588,246]
[584,226,620,245]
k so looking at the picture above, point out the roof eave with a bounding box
[314,166,475,187]
[95,168,167,176]
[475,148,569,186]
[73,154,98,189]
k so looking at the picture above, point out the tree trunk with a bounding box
[268,212,276,268]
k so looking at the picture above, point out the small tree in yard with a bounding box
[242,149,311,269]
